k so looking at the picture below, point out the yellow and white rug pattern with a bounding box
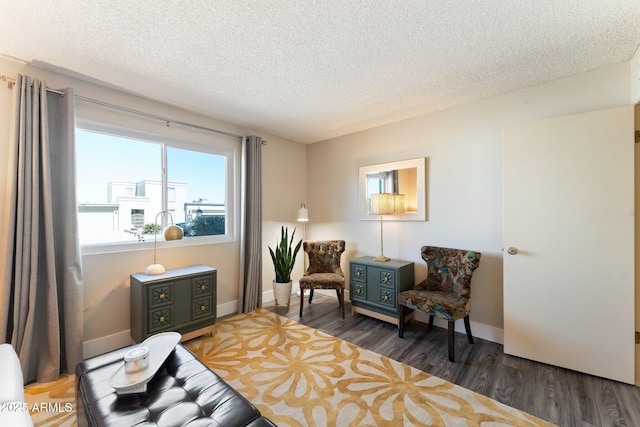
[24,308,555,426]
[184,308,554,427]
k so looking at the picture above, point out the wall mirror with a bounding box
[359,157,426,221]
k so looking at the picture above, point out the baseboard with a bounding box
[83,330,132,359]
[83,297,504,359]
[83,300,241,359]
[413,311,504,344]
[217,300,239,317]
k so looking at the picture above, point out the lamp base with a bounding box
[374,255,390,262]
[145,264,166,275]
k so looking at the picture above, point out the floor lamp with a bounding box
[370,193,405,262]
[296,203,309,296]
[297,203,309,239]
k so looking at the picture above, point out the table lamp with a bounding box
[370,193,405,262]
[145,210,184,275]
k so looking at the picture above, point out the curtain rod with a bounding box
[1,74,246,141]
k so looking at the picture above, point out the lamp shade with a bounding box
[370,193,405,215]
[164,225,184,241]
[393,194,406,214]
[297,203,309,222]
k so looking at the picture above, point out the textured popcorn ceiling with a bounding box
[1,1,640,143]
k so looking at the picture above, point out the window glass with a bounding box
[166,147,227,237]
[76,130,162,245]
[76,128,231,248]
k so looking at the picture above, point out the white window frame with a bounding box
[76,119,239,255]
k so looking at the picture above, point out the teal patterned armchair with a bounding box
[299,240,346,319]
[398,246,481,362]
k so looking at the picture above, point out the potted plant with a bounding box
[269,226,302,310]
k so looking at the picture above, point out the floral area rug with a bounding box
[185,308,553,426]
[24,308,555,426]
[24,374,76,426]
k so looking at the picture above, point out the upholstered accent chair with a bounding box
[299,240,346,319]
[398,246,481,362]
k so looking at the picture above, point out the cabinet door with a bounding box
[504,106,634,383]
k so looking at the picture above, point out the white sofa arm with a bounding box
[0,344,34,427]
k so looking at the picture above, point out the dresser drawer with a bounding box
[352,281,367,301]
[351,264,367,282]
[192,297,214,320]
[148,306,174,332]
[192,275,213,297]
[377,288,396,308]
[148,283,173,308]
[375,269,396,289]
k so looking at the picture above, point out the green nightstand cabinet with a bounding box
[130,265,217,343]
[350,256,414,325]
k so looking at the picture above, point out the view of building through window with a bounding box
[76,129,227,246]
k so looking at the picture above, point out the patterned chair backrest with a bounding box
[416,246,481,298]
[303,240,346,276]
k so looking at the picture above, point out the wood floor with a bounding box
[262,294,640,427]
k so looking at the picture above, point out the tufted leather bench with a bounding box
[76,343,276,427]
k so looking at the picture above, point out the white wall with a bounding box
[306,62,633,342]
[0,58,307,357]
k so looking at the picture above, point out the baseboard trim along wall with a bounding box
[266,283,505,344]
[83,300,240,359]
[413,311,505,345]
[83,330,132,359]
[83,288,504,359]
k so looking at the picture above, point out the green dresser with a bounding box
[130,265,217,343]
[350,256,414,325]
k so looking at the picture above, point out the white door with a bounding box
[503,106,635,384]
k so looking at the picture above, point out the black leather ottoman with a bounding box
[76,343,276,427]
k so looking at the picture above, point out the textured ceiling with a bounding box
[2,1,640,144]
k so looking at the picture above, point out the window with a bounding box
[76,124,235,251]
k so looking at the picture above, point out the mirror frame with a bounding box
[359,157,426,221]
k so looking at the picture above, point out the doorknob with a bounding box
[507,247,518,255]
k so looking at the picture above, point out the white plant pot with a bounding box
[273,280,293,310]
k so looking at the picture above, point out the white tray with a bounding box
[109,331,181,395]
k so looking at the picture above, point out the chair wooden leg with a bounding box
[339,289,345,319]
[428,315,435,330]
[464,315,474,344]
[308,289,314,303]
[448,321,455,362]
[398,305,405,338]
[299,289,304,317]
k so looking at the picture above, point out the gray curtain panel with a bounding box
[238,135,262,313]
[0,74,83,383]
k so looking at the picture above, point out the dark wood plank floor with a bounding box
[262,294,640,427]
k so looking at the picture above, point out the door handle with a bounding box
[507,247,518,255]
